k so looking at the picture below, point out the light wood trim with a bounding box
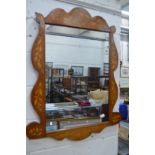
[26,13,46,139]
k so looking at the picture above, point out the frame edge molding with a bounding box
[26,13,46,139]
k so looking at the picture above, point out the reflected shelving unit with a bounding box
[51,68,65,102]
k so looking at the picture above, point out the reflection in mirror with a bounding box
[45,25,110,133]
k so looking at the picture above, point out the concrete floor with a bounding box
[118,121,129,155]
[118,138,129,155]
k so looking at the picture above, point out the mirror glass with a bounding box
[45,25,110,133]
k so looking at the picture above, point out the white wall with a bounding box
[46,34,108,76]
[26,0,121,154]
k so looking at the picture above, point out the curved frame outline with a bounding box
[26,7,121,140]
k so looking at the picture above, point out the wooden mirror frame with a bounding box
[26,7,121,140]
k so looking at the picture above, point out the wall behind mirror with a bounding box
[45,25,110,133]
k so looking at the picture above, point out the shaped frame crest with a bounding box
[26,7,121,140]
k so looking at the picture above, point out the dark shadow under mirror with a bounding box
[45,25,110,133]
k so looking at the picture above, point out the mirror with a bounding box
[45,25,110,132]
[26,7,120,140]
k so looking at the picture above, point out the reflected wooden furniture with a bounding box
[52,68,65,102]
[88,67,100,90]
[64,77,71,90]
[71,76,88,95]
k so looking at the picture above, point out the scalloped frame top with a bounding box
[44,8,110,31]
[26,7,120,140]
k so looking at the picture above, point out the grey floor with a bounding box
[118,138,129,155]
